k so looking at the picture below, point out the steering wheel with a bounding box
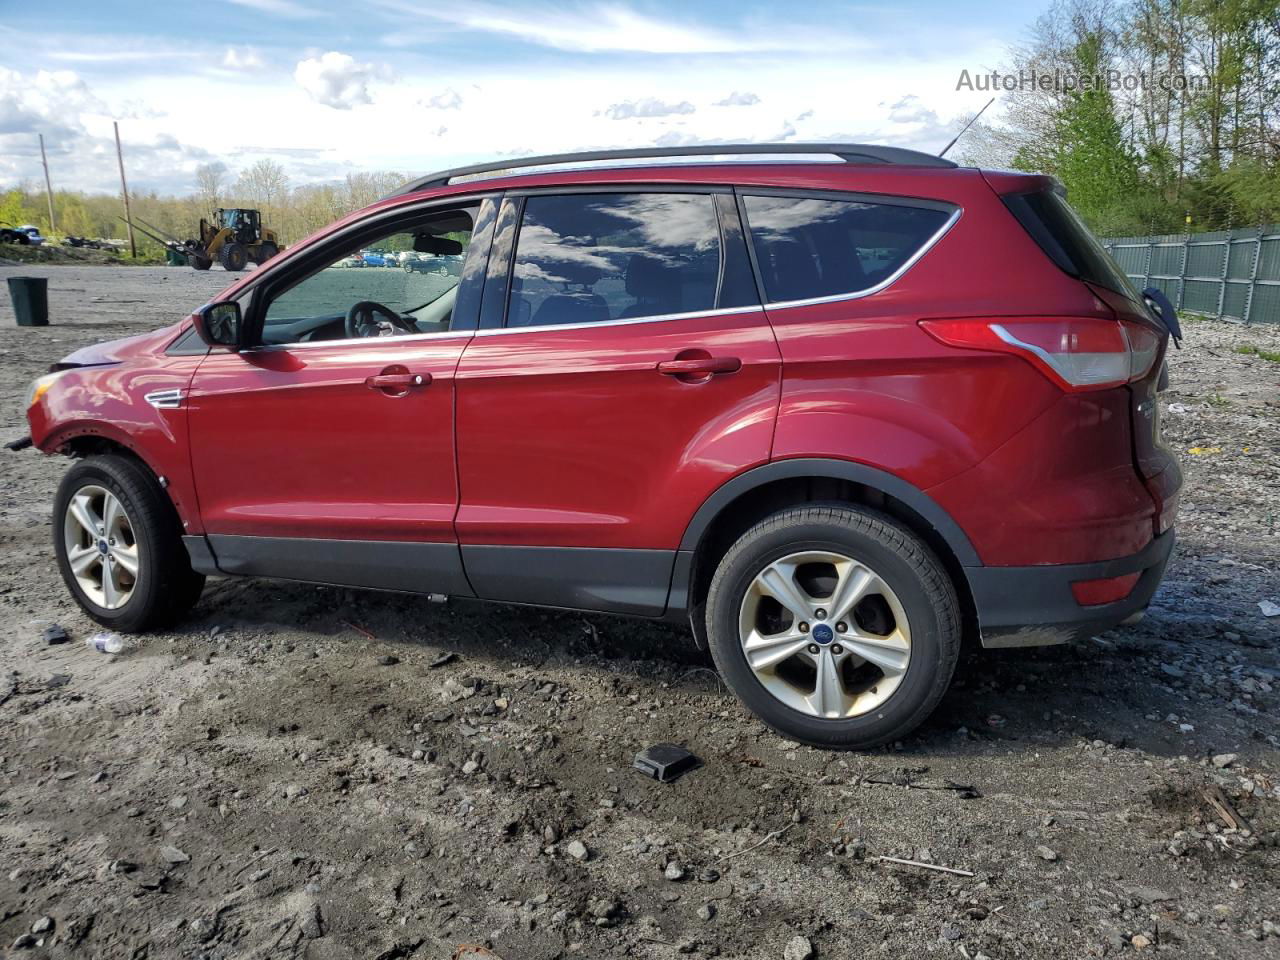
[345,300,416,339]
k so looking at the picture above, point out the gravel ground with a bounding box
[1,265,1278,960]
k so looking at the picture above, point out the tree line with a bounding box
[961,0,1280,235]
[0,160,407,255]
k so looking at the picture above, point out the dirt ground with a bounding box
[1,265,1278,960]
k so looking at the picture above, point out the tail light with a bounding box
[1071,572,1141,606]
[920,316,1162,392]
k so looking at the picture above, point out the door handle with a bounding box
[365,370,431,395]
[657,356,742,378]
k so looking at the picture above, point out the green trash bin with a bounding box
[166,249,188,267]
[7,276,49,327]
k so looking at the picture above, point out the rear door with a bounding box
[454,190,780,615]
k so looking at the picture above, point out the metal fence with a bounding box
[1101,225,1280,324]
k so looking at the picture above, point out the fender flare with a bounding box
[678,457,981,567]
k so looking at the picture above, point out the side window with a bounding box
[742,195,953,304]
[261,206,477,345]
[508,192,740,328]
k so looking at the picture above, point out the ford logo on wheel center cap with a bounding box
[811,623,834,645]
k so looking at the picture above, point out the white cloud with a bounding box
[374,2,852,54]
[715,91,760,107]
[223,47,268,71]
[0,67,212,193]
[294,52,380,109]
[423,89,462,110]
[603,97,695,120]
[226,0,317,18]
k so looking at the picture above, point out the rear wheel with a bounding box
[189,254,212,271]
[219,242,247,271]
[705,504,960,749]
[53,455,204,632]
[255,242,278,264]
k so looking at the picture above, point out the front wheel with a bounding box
[53,455,205,632]
[705,504,960,749]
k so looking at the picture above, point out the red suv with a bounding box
[17,144,1182,748]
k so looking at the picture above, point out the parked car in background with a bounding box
[404,253,462,276]
[333,253,364,268]
[0,222,31,245]
[18,226,45,246]
[16,143,1183,749]
[361,250,390,267]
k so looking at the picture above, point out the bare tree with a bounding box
[194,162,228,218]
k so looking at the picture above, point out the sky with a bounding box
[0,0,1047,196]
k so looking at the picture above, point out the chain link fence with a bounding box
[1102,226,1280,324]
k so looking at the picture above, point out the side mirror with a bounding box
[192,300,242,348]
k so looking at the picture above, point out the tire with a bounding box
[189,255,212,271]
[403,262,414,273]
[53,455,205,633]
[705,504,960,749]
[219,242,247,271]
[255,242,278,264]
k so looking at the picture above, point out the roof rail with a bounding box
[386,142,957,197]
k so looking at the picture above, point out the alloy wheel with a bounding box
[738,550,911,718]
[63,484,139,610]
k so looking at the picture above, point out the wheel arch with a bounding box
[673,458,980,646]
[50,429,196,531]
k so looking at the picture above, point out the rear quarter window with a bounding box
[1002,189,1141,302]
[741,194,954,304]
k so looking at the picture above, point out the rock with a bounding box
[377,655,400,666]
[1126,885,1174,904]
[1259,600,1280,617]
[168,795,188,810]
[698,903,716,921]
[940,922,962,941]
[1212,753,1238,769]
[677,939,698,954]
[664,861,685,881]
[30,917,53,935]
[300,903,324,939]
[1034,845,1059,862]
[160,845,190,864]
[285,784,308,799]
[784,935,814,960]
[566,840,589,862]
[11,933,36,949]
[410,749,424,761]
[1160,663,1185,679]
[461,760,480,775]
[42,624,69,645]
[543,824,559,844]
[1131,933,1152,950]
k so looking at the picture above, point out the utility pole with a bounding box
[113,121,136,258]
[38,134,56,236]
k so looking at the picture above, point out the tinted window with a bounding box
[508,193,732,327]
[1003,189,1140,302]
[742,195,952,303]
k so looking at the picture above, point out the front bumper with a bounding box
[965,528,1176,648]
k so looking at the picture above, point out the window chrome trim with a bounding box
[245,327,474,353]
[472,303,765,337]
[742,200,962,310]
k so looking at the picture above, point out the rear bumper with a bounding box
[965,528,1175,648]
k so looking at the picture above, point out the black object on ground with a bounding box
[43,624,69,645]
[7,276,49,327]
[633,743,701,783]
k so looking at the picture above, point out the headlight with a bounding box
[25,371,67,408]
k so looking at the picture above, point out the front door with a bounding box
[455,191,781,614]
[188,201,494,595]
